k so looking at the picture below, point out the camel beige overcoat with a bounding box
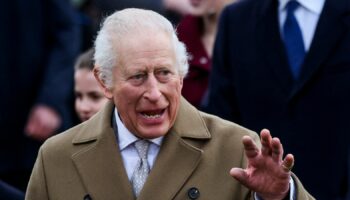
[26,98,314,200]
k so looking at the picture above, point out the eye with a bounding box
[89,92,104,102]
[132,74,145,80]
[129,73,147,85]
[158,70,170,76]
[75,92,82,100]
[156,69,172,82]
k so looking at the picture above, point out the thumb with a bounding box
[230,168,249,186]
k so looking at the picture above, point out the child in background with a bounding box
[74,48,108,122]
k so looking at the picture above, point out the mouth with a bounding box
[140,109,165,119]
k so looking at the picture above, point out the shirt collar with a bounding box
[114,107,163,151]
[279,0,325,14]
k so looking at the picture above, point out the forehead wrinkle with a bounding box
[122,51,175,70]
[116,32,177,76]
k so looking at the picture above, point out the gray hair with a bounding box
[94,8,188,88]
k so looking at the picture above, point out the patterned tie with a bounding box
[131,140,150,197]
[283,0,305,79]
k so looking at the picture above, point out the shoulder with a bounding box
[39,123,88,158]
[177,98,258,140]
[221,0,266,22]
[176,98,259,145]
[39,101,114,158]
[200,111,258,142]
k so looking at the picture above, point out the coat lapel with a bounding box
[137,131,203,200]
[289,0,349,99]
[70,99,210,200]
[71,102,134,200]
[138,98,209,200]
[256,0,295,94]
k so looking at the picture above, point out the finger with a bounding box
[260,129,272,156]
[230,168,249,186]
[242,136,259,159]
[281,154,294,173]
[271,137,283,162]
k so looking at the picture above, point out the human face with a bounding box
[100,31,183,139]
[75,68,109,122]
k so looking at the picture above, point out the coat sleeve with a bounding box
[25,147,49,200]
[35,0,80,129]
[292,174,315,200]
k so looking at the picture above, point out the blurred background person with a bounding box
[205,0,350,199]
[74,48,108,122]
[163,0,194,24]
[72,0,195,52]
[177,0,235,109]
[72,0,168,51]
[0,0,80,192]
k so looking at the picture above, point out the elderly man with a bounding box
[26,8,313,200]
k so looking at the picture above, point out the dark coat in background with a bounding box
[0,0,80,190]
[206,0,350,199]
[0,180,24,200]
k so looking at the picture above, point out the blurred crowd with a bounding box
[0,0,349,199]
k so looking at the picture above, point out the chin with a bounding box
[138,128,168,139]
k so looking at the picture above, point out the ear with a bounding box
[179,76,184,89]
[93,66,113,99]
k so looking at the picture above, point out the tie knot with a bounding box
[286,0,300,13]
[134,140,149,159]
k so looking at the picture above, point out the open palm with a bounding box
[230,129,294,200]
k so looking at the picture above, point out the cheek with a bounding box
[75,99,82,111]
[115,86,143,105]
[95,99,108,111]
[167,81,183,108]
[171,79,183,95]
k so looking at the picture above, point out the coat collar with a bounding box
[71,98,209,200]
[172,97,211,139]
[71,100,134,199]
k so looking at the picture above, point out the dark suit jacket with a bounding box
[0,180,24,200]
[0,0,80,183]
[26,99,313,200]
[206,0,350,199]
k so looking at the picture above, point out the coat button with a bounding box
[187,187,200,199]
[84,194,92,200]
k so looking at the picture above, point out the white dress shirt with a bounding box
[279,0,326,52]
[114,108,163,180]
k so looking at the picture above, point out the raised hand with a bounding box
[230,129,294,200]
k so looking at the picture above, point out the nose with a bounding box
[144,74,162,102]
[77,97,92,113]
